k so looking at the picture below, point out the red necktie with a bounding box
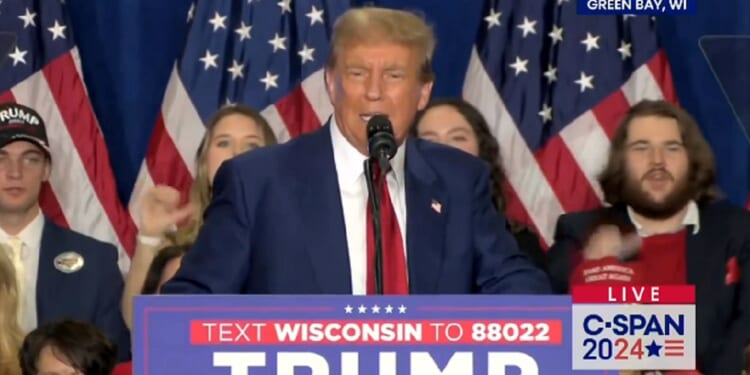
[366,162,409,294]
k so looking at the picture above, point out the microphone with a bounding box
[363,115,396,295]
[366,114,397,171]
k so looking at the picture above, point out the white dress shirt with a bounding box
[330,117,408,295]
[0,209,44,332]
[627,200,700,236]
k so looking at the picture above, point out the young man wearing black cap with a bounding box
[0,103,130,361]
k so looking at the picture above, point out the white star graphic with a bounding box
[227,59,244,80]
[235,21,252,41]
[484,9,501,29]
[385,305,394,314]
[538,103,552,123]
[574,71,595,93]
[371,305,381,314]
[8,46,27,66]
[617,41,632,60]
[47,20,67,40]
[18,8,36,28]
[298,44,315,63]
[199,50,219,70]
[548,24,563,44]
[581,32,600,52]
[344,305,353,314]
[268,33,287,52]
[225,97,235,106]
[277,0,292,14]
[517,17,537,38]
[260,70,279,90]
[544,64,557,83]
[208,12,227,31]
[397,304,407,314]
[357,304,367,314]
[509,56,528,76]
[306,5,324,26]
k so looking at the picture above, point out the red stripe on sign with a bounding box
[534,136,602,213]
[275,86,322,138]
[647,50,678,104]
[144,114,194,203]
[0,91,70,228]
[592,89,630,139]
[572,285,695,304]
[42,53,137,254]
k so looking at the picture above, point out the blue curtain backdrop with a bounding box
[66,0,750,206]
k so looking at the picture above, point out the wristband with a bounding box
[137,234,163,247]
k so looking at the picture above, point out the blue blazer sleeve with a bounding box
[471,166,552,294]
[161,159,253,294]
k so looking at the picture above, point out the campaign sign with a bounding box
[571,285,696,371]
[134,295,608,374]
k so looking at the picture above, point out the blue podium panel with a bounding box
[134,295,609,375]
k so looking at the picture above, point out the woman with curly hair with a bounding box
[412,97,546,272]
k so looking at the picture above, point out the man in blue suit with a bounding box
[0,103,130,360]
[162,7,550,296]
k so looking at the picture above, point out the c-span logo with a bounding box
[572,285,696,371]
[578,0,696,15]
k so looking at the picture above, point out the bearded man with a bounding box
[546,99,750,375]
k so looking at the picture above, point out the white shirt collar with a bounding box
[0,209,45,256]
[627,200,700,236]
[330,115,406,188]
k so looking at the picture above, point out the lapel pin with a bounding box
[431,199,442,214]
[54,251,84,274]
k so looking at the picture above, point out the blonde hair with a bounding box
[0,246,23,375]
[170,105,277,245]
[327,7,436,83]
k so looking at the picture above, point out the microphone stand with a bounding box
[364,157,385,295]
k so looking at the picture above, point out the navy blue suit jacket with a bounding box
[37,220,130,361]
[162,124,550,295]
[546,203,750,375]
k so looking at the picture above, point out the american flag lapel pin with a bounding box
[431,199,442,214]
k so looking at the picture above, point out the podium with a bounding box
[133,292,693,374]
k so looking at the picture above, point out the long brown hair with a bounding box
[0,246,23,375]
[171,105,277,245]
[598,99,722,206]
[412,97,522,229]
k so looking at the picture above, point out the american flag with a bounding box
[0,0,136,272]
[463,0,676,246]
[127,0,350,226]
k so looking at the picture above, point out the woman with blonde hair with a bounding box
[0,245,23,375]
[121,104,277,329]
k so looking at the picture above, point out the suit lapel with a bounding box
[404,140,447,293]
[36,221,64,321]
[295,125,352,293]
[685,216,715,290]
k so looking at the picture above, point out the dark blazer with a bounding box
[162,123,550,295]
[510,225,547,274]
[37,220,130,361]
[546,202,750,375]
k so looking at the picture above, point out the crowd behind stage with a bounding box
[1,7,749,375]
